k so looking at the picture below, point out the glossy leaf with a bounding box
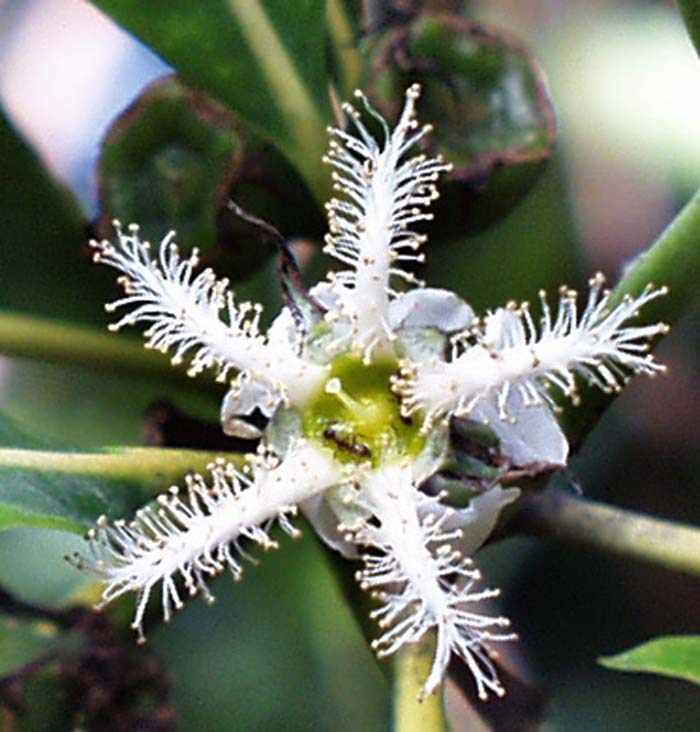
[0,411,238,533]
[600,636,700,686]
[427,162,580,312]
[92,0,332,200]
[0,106,111,326]
[678,1,700,58]
[366,14,556,235]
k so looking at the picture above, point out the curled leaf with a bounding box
[98,78,324,280]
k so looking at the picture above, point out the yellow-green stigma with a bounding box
[303,356,424,466]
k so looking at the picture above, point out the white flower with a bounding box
[80,84,667,700]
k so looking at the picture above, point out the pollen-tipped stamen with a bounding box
[395,276,668,430]
[74,442,341,640]
[351,462,514,700]
[92,222,327,410]
[322,84,452,360]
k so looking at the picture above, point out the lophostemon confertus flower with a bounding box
[76,84,668,701]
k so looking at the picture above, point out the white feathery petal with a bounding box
[423,485,521,558]
[323,84,452,361]
[469,390,569,467]
[388,287,475,334]
[353,462,515,700]
[397,274,668,429]
[301,487,362,559]
[76,441,340,640]
[74,86,674,707]
[91,222,327,409]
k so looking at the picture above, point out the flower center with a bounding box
[303,356,424,466]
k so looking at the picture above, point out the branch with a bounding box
[512,490,700,577]
[0,311,217,392]
[0,446,245,483]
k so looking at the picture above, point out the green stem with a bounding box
[0,446,245,483]
[315,545,448,729]
[513,490,700,577]
[0,311,215,391]
[612,190,700,318]
[392,632,448,732]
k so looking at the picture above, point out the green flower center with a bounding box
[303,356,424,466]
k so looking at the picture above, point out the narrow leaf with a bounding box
[600,636,700,686]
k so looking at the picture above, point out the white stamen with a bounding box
[92,223,327,408]
[323,84,451,360]
[397,276,668,429]
[75,87,670,703]
[352,462,515,700]
[76,441,340,640]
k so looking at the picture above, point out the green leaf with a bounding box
[152,529,390,731]
[366,14,556,235]
[0,106,111,326]
[92,0,332,201]
[0,311,170,383]
[326,0,363,96]
[600,636,700,686]
[427,161,580,312]
[678,1,700,58]
[0,411,241,533]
